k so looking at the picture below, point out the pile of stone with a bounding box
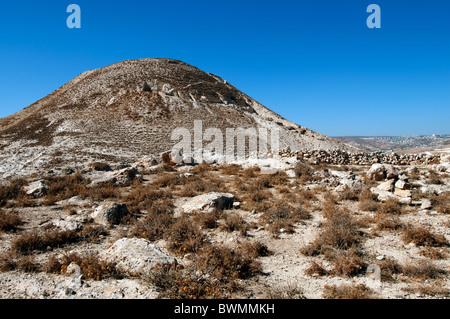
[366,164,413,204]
[283,149,442,166]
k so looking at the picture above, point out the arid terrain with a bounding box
[0,151,448,299]
[0,59,448,299]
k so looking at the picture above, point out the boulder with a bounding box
[182,192,235,213]
[370,187,411,205]
[366,164,398,181]
[395,179,411,190]
[24,180,47,198]
[101,238,176,275]
[52,219,83,232]
[394,188,412,198]
[91,203,130,226]
[421,199,433,210]
[113,167,143,185]
[377,179,395,192]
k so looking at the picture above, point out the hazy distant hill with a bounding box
[334,134,450,153]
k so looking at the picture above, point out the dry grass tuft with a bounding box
[11,230,80,255]
[0,210,23,233]
[45,252,124,280]
[323,284,378,299]
[402,224,448,247]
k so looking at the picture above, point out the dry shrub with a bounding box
[190,163,213,175]
[45,252,124,280]
[329,249,366,277]
[377,257,403,282]
[338,186,360,201]
[263,284,305,299]
[80,183,121,201]
[374,214,404,231]
[43,173,89,203]
[16,256,40,273]
[0,178,27,207]
[220,164,241,175]
[167,215,206,255]
[0,253,17,272]
[122,185,173,214]
[11,230,79,255]
[403,283,450,298]
[358,199,380,212]
[301,209,360,256]
[305,261,328,277]
[377,198,404,215]
[294,162,314,184]
[220,213,249,235]
[147,263,225,299]
[260,203,311,236]
[195,245,262,281]
[240,240,271,258]
[402,225,448,247]
[418,247,447,260]
[402,260,447,280]
[193,211,220,230]
[323,284,378,299]
[0,210,23,233]
[241,166,261,178]
[79,224,109,243]
[129,203,175,242]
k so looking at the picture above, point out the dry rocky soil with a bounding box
[0,153,449,299]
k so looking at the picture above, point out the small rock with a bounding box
[377,179,395,192]
[421,199,432,210]
[91,203,131,226]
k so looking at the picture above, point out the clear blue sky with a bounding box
[0,0,449,136]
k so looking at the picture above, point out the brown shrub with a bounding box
[0,178,27,206]
[329,249,366,277]
[402,225,448,247]
[402,260,447,279]
[129,203,175,242]
[220,164,241,175]
[195,245,262,280]
[418,247,447,260]
[0,210,23,233]
[338,186,360,201]
[220,213,249,235]
[377,198,404,215]
[323,284,378,299]
[167,215,206,255]
[260,203,311,236]
[45,252,124,280]
[193,211,220,230]
[377,257,403,282]
[240,241,271,258]
[0,253,17,272]
[294,162,314,184]
[305,261,328,277]
[146,263,225,299]
[301,209,360,256]
[11,230,79,255]
[44,173,90,203]
[374,214,404,231]
[358,199,380,212]
[16,256,40,273]
[122,185,173,214]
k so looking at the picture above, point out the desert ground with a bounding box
[0,151,449,299]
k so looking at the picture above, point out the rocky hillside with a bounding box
[0,58,353,178]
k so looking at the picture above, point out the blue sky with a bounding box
[0,0,449,136]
